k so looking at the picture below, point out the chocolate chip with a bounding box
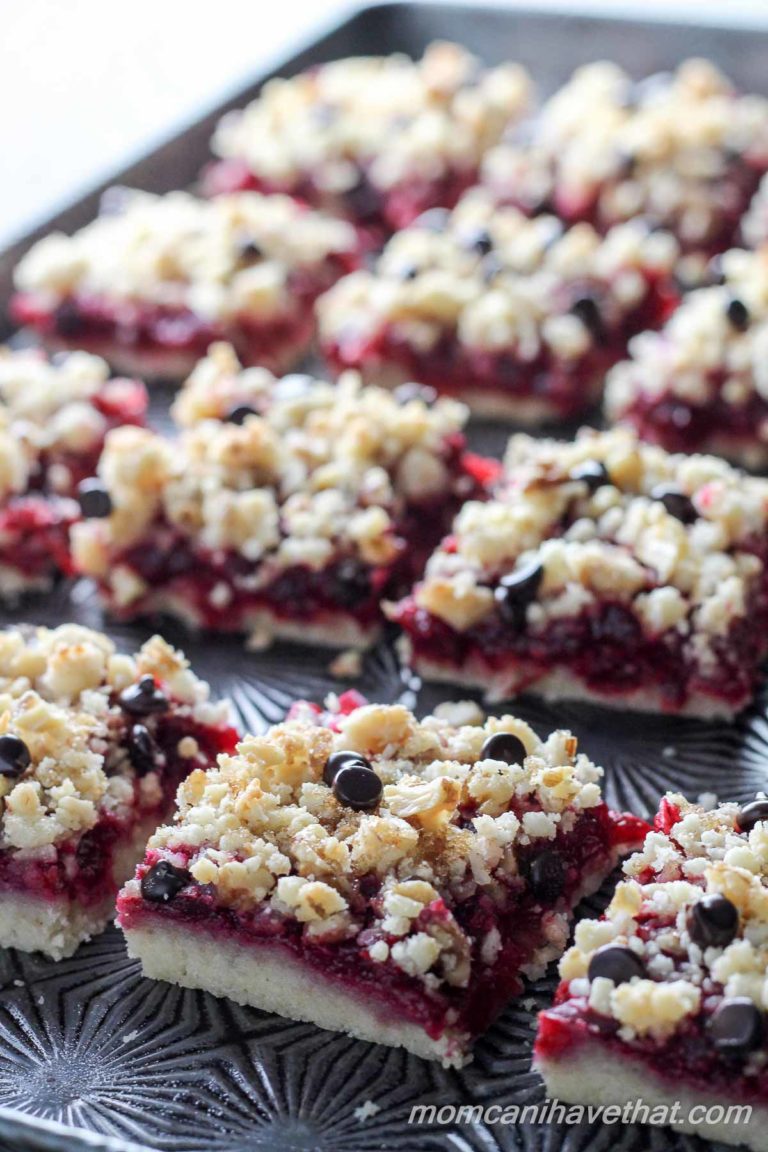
[323,749,372,787]
[708,998,764,1055]
[463,227,493,256]
[527,849,565,904]
[736,798,768,833]
[413,207,450,233]
[225,404,258,425]
[394,382,438,407]
[587,945,646,985]
[726,297,750,331]
[77,479,112,519]
[333,763,382,811]
[570,460,610,491]
[687,894,739,949]
[650,485,697,524]
[494,559,544,628]
[127,724,158,776]
[570,295,603,339]
[0,734,31,779]
[119,675,168,717]
[140,860,191,903]
[480,732,527,765]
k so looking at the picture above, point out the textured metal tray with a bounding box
[2,5,768,1151]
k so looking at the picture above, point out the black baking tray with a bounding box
[2,4,768,1150]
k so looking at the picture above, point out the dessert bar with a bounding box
[0,346,147,598]
[389,427,768,717]
[118,693,647,1065]
[535,793,768,1152]
[606,247,768,467]
[72,344,488,647]
[482,59,768,256]
[11,188,358,379]
[203,42,531,241]
[318,189,678,420]
[0,624,238,959]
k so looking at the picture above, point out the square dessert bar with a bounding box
[72,344,488,648]
[0,624,238,959]
[0,346,147,599]
[482,59,768,256]
[318,188,678,421]
[117,694,647,1065]
[389,427,768,718]
[11,188,358,380]
[203,42,531,240]
[606,248,768,468]
[535,793,768,1151]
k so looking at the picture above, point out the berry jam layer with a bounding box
[614,386,768,465]
[0,496,79,589]
[393,585,768,716]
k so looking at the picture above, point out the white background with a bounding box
[2,0,768,248]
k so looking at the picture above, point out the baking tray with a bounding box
[2,3,768,1150]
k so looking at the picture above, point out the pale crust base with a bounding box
[0,564,53,602]
[536,1038,768,1152]
[121,858,619,1066]
[406,649,740,720]
[0,809,167,959]
[345,358,601,425]
[107,588,381,651]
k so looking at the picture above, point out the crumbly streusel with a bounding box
[559,794,768,1048]
[318,187,677,359]
[145,699,603,988]
[482,59,768,250]
[14,189,357,322]
[0,624,229,851]
[408,426,768,648]
[608,247,768,418]
[73,346,469,597]
[212,43,530,196]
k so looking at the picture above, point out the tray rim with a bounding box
[3,2,768,1150]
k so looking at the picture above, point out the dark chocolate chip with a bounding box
[333,763,382,811]
[394,382,438,407]
[140,860,191,903]
[587,944,646,985]
[119,675,168,717]
[687,894,739,949]
[570,460,610,491]
[127,724,158,777]
[0,734,31,779]
[708,997,764,1055]
[480,731,527,765]
[494,559,544,628]
[650,485,697,524]
[323,749,372,787]
[77,479,112,519]
[726,296,750,331]
[570,295,603,339]
[225,404,258,425]
[527,850,565,904]
[413,207,451,233]
[737,798,768,833]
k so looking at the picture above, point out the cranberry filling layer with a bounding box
[119,802,632,1041]
[0,496,79,581]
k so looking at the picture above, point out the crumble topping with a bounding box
[14,189,357,321]
[72,345,469,599]
[211,43,531,195]
[406,427,768,651]
[317,187,677,358]
[559,794,768,1054]
[0,346,134,498]
[482,59,768,249]
[607,247,768,430]
[0,625,230,851]
[143,698,605,991]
